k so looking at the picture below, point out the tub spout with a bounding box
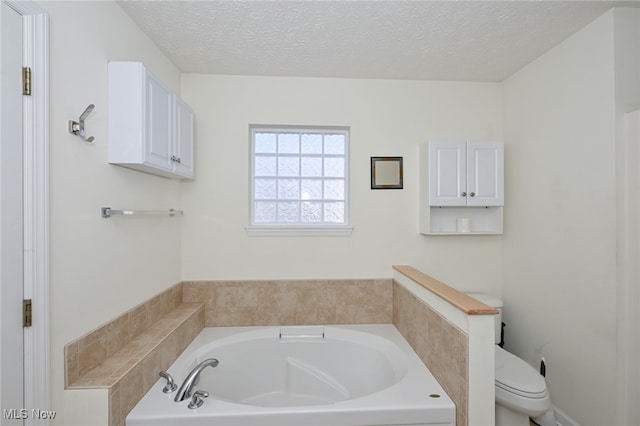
[174,358,219,402]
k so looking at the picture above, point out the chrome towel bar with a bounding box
[101,207,183,218]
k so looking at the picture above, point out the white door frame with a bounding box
[618,109,640,426]
[3,0,50,423]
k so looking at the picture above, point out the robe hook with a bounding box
[68,104,95,143]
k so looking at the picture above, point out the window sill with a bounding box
[245,225,354,237]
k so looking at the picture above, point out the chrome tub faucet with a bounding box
[174,358,219,402]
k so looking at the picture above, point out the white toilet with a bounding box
[468,294,555,426]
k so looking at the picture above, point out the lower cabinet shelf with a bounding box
[420,206,503,235]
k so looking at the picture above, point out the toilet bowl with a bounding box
[467,293,555,426]
[495,345,552,424]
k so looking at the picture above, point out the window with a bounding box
[248,126,351,235]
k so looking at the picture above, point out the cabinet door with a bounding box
[144,73,173,171]
[466,141,503,206]
[428,141,467,206]
[173,97,194,178]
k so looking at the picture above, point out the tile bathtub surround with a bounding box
[66,303,204,426]
[182,279,393,326]
[108,306,204,426]
[393,280,469,426]
[64,282,184,387]
[65,275,474,425]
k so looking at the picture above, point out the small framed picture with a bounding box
[371,157,403,189]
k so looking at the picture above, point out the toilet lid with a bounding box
[495,346,548,398]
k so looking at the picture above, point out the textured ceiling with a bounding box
[118,0,640,82]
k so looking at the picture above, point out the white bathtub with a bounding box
[126,324,455,426]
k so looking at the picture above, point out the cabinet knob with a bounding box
[470,192,475,197]
[176,157,181,163]
[461,192,467,197]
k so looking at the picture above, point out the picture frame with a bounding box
[370,156,403,189]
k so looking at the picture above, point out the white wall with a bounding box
[40,1,184,424]
[180,75,504,291]
[502,9,638,425]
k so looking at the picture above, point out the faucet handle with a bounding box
[188,390,209,409]
[159,371,177,393]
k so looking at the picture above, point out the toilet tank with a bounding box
[467,293,503,345]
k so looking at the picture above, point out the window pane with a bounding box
[255,133,276,153]
[251,127,348,228]
[324,134,345,154]
[301,156,322,177]
[278,179,299,200]
[324,179,345,200]
[301,134,322,154]
[255,156,276,176]
[278,133,299,154]
[324,202,345,223]
[254,201,276,223]
[301,179,322,200]
[278,156,299,177]
[324,157,345,177]
[278,202,299,222]
[301,202,322,222]
[255,178,276,199]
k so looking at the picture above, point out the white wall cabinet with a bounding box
[420,141,504,235]
[108,61,194,179]
[428,141,503,206]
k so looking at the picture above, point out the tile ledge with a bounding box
[393,265,498,315]
[66,302,203,390]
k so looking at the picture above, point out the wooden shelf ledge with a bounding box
[393,265,498,315]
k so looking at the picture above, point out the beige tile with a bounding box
[136,321,175,343]
[108,354,144,379]
[119,363,144,415]
[159,331,181,367]
[71,377,117,389]
[160,288,175,315]
[392,279,469,426]
[128,304,150,339]
[109,382,121,426]
[77,324,107,349]
[106,314,131,358]
[314,306,338,325]
[169,282,183,308]
[65,346,79,388]
[141,349,163,392]
[78,337,107,377]
[148,294,164,325]
[82,357,129,380]
[214,305,257,326]
[181,281,201,303]
[64,341,78,358]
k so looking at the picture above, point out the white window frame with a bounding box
[246,125,353,236]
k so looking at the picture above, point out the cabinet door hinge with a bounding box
[22,67,32,96]
[23,299,32,327]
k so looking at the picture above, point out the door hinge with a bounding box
[23,299,32,327]
[22,66,32,96]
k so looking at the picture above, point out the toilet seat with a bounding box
[494,346,551,417]
[495,346,547,398]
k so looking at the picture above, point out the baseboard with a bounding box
[553,405,581,426]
